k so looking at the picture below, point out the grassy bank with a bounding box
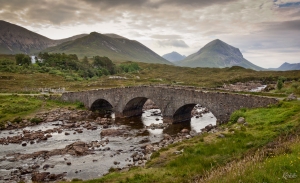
[66,100,300,183]
[0,94,82,127]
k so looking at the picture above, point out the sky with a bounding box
[0,0,300,68]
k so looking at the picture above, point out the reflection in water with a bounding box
[116,108,216,136]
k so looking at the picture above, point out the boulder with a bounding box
[287,93,297,101]
[100,129,125,137]
[181,129,189,133]
[32,172,50,182]
[237,117,245,124]
[189,130,198,137]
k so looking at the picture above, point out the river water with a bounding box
[0,108,216,182]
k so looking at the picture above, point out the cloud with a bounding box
[151,34,183,39]
[0,0,300,67]
[157,40,189,48]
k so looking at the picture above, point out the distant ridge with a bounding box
[43,32,173,65]
[162,51,186,62]
[273,62,300,71]
[177,39,265,71]
[0,20,87,54]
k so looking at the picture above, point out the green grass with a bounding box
[1,54,300,93]
[57,100,300,183]
[0,94,82,128]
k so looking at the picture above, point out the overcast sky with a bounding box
[1,0,300,68]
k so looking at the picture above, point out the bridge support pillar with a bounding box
[163,116,174,124]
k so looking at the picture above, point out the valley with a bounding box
[0,17,300,183]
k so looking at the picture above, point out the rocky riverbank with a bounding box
[0,107,217,182]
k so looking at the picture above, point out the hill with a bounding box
[43,32,172,65]
[177,39,265,71]
[0,20,86,54]
[162,51,186,62]
[276,62,300,71]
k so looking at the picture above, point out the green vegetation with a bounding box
[2,55,300,95]
[0,94,80,128]
[0,53,142,79]
[274,79,300,95]
[15,54,32,66]
[63,100,300,183]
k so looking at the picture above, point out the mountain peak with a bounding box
[197,39,243,58]
[162,51,186,62]
[177,39,264,71]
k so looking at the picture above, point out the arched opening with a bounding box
[123,97,150,117]
[90,99,113,115]
[171,104,217,133]
[122,98,163,135]
[173,104,196,123]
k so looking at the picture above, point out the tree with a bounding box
[15,54,31,66]
[82,56,89,65]
[277,79,283,90]
[93,56,116,75]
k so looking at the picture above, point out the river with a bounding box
[0,107,216,182]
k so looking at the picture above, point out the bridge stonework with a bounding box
[61,86,278,124]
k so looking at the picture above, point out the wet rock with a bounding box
[32,172,50,182]
[65,132,70,135]
[113,161,120,165]
[181,129,189,133]
[163,134,172,140]
[47,173,64,181]
[43,164,50,170]
[201,124,214,132]
[65,141,90,156]
[66,162,71,165]
[100,129,125,137]
[139,137,150,144]
[22,142,27,146]
[189,130,198,137]
[31,164,40,169]
[144,144,154,154]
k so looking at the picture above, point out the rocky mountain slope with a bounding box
[275,62,300,71]
[0,20,86,54]
[177,39,264,71]
[43,32,172,65]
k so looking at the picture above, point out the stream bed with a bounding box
[0,108,216,182]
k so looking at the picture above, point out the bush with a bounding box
[76,102,85,109]
[13,116,22,123]
[229,110,245,123]
[150,151,160,159]
[277,79,283,90]
[30,117,43,124]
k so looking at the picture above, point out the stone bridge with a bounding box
[61,86,278,124]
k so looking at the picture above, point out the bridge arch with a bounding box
[123,97,161,117]
[90,98,113,114]
[173,103,196,123]
[172,102,219,123]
